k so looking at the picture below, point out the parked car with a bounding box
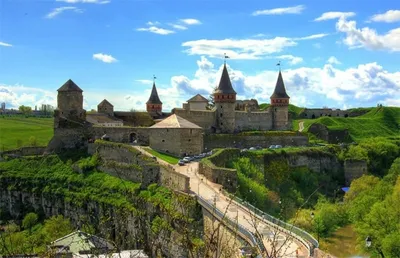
[249,147,256,151]
[183,157,191,163]
[275,145,283,149]
[241,148,248,152]
[269,145,276,149]
[178,160,185,166]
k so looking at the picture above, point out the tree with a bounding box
[18,105,32,115]
[207,86,218,110]
[42,215,73,242]
[22,213,38,233]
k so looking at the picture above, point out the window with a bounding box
[220,105,222,108]
[220,113,223,117]
[167,129,169,132]
[162,140,165,142]
[222,95,224,99]
[190,129,192,134]
[221,122,223,125]
[188,139,191,142]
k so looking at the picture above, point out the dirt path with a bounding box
[299,121,304,132]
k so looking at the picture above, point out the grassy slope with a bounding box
[260,103,304,119]
[293,106,400,142]
[143,147,180,164]
[0,116,54,150]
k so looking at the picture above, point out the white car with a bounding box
[269,145,276,149]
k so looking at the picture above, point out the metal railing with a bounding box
[229,194,319,255]
[196,195,266,255]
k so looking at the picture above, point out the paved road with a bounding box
[299,121,304,132]
[135,146,308,257]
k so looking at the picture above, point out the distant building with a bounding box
[1,102,5,111]
[97,99,114,116]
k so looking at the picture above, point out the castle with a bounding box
[48,62,293,156]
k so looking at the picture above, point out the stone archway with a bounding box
[130,133,137,143]
[311,114,316,119]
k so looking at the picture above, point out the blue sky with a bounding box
[1,0,400,111]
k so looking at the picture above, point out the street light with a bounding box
[365,236,372,248]
[311,212,320,242]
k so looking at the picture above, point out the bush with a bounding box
[29,136,37,147]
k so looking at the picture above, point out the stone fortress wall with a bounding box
[234,110,273,131]
[173,108,216,132]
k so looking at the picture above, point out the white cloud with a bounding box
[336,17,400,52]
[295,33,329,40]
[276,55,303,65]
[137,26,175,35]
[169,24,187,30]
[180,19,201,25]
[181,33,326,60]
[146,21,160,26]
[0,41,12,47]
[314,11,356,21]
[45,6,83,19]
[136,80,153,85]
[252,5,305,16]
[0,84,57,109]
[327,56,341,65]
[369,10,400,23]
[56,0,110,3]
[92,53,118,63]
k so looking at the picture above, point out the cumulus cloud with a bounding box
[252,5,305,16]
[56,0,110,3]
[169,24,188,30]
[369,10,400,23]
[314,11,356,21]
[181,33,326,61]
[327,56,341,65]
[0,84,57,109]
[45,6,83,19]
[136,26,175,35]
[92,53,118,63]
[335,16,400,52]
[180,19,201,25]
[0,41,12,47]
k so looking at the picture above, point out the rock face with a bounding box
[0,189,194,257]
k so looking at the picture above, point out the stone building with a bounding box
[97,99,114,116]
[184,94,208,111]
[173,63,291,133]
[55,79,86,124]
[235,99,259,111]
[149,114,203,157]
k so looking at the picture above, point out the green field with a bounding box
[143,147,180,164]
[293,106,400,142]
[0,116,54,151]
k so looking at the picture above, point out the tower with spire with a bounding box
[146,77,163,114]
[56,79,85,121]
[213,59,237,133]
[270,67,290,130]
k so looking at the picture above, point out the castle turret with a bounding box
[56,79,85,121]
[214,63,236,133]
[146,82,162,113]
[98,99,114,116]
[270,71,290,130]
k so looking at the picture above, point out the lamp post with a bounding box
[311,212,320,242]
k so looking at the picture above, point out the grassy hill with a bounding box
[259,103,305,119]
[0,116,54,151]
[293,106,400,142]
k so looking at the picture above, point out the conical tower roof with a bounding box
[270,71,290,99]
[214,64,236,94]
[146,82,162,104]
[57,79,83,92]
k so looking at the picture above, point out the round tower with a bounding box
[214,63,236,133]
[57,79,85,119]
[270,71,290,130]
[146,82,163,113]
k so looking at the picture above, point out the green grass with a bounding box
[143,147,180,164]
[293,106,400,142]
[0,116,54,151]
[321,225,369,258]
[259,103,305,119]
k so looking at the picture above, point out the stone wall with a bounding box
[113,111,154,127]
[89,127,150,145]
[308,124,349,143]
[94,141,160,188]
[299,108,348,119]
[313,248,337,258]
[160,165,190,193]
[173,108,216,132]
[235,111,272,131]
[0,146,46,158]
[199,149,240,192]
[344,159,368,185]
[204,133,308,150]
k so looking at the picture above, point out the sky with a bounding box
[0,0,400,112]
